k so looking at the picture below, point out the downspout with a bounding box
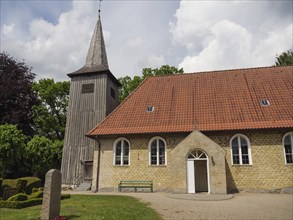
[94,136,101,192]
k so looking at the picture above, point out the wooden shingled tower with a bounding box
[61,15,121,186]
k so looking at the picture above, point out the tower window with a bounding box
[82,84,94,93]
[110,87,115,99]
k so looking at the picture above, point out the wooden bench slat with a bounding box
[118,180,153,192]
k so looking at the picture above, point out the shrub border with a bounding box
[0,194,71,209]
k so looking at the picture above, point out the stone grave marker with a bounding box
[41,169,62,220]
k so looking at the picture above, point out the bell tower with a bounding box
[61,14,121,186]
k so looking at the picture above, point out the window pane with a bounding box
[240,137,248,147]
[232,138,238,147]
[115,141,122,165]
[116,141,122,155]
[241,145,248,155]
[123,141,129,156]
[232,137,240,164]
[123,156,129,165]
[242,155,249,164]
[286,155,293,164]
[158,140,165,165]
[284,135,291,145]
[151,156,157,165]
[115,156,121,165]
[123,141,129,165]
[151,140,157,165]
[233,156,240,164]
[285,145,292,154]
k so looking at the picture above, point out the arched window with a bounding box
[113,138,130,166]
[149,137,167,166]
[230,134,252,165]
[283,132,293,164]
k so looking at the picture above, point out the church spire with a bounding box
[85,15,109,70]
[68,15,109,76]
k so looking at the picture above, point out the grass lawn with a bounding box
[0,195,162,220]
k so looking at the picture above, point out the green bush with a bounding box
[32,188,39,193]
[28,191,43,199]
[16,179,27,193]
[32,187,44,193]
[61,194,71,200]
[2,179,18,188]
[1,177,42,195]
[7,193,28,201]
[0,194,70,209]
[0,198,42,209]
[21,177,41,195]
[0,178,3,196]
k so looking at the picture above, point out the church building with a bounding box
[61,15,293,194]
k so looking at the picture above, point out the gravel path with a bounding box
[64,191,293,220]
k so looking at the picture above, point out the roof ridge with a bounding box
[86,76,152,137]
[149,65,293,80]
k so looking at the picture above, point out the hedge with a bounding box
[16,179,27,193]
[0,198,43,209]
[28,191,43,199]
[1,177,41,196]
[7,193,28,201]
[2,179,18,188]
[0,194,71,209]
[20,177,41,195]
[61,194,71,200]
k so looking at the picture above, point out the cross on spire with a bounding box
[98,0,102,17]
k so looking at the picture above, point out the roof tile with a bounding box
[88,65,293,136]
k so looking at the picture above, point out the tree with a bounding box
[32,79,70,140]
[0,124,26,177]
[0,52,38,135]
[25,136,63,177]
[118,65,184,101]
[275,50,293,66]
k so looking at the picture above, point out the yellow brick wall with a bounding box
[96,129,293,192]
[206,129,293,192]
[98,134,186,191]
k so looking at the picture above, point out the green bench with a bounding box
[118,180,153,192]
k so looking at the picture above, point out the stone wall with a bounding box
[93,129,293,193]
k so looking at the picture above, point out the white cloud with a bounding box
[179,20,252,72]
[3,23,15,35]
[171,1,293,72]
[126,37,146,48]
[1,1,292,80]
[147,54,166,68]
[1,1,100,81]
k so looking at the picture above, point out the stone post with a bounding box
[41,169,62,220]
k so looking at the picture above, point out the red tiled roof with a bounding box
[87,65,293,136]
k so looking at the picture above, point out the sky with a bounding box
[1,0,292,81]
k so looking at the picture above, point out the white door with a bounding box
[187,160,195,193]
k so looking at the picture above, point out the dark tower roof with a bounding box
[68,15,120,86]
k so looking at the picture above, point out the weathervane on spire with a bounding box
[98,0,102,17]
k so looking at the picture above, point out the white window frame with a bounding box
[113,138,130,166]
[282,132,293,164]
[230,134,252,165]
[148,136,167,166]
